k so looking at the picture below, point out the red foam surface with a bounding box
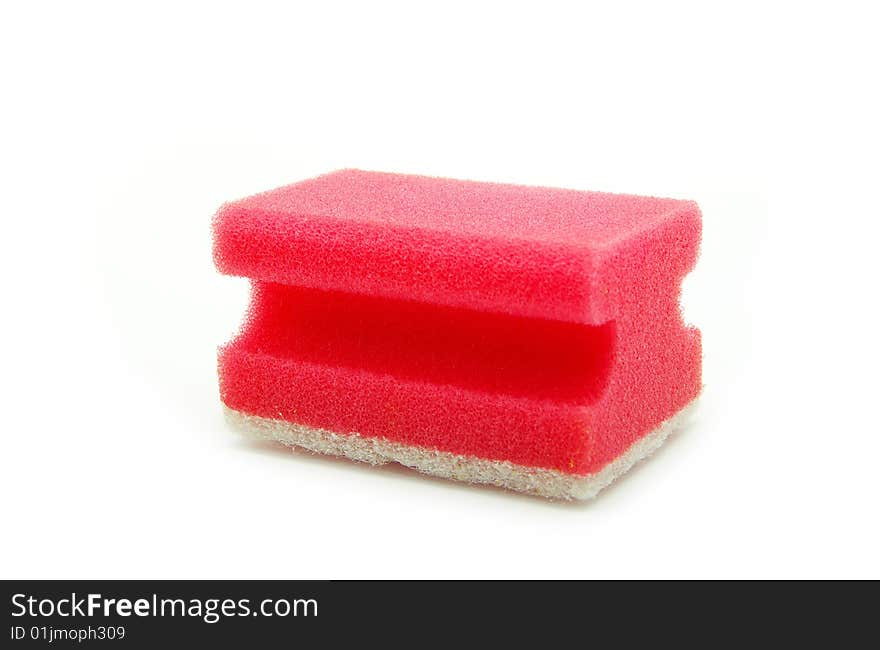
[238,283,616,403]
[214,169,700,323]
[215,170,702,475]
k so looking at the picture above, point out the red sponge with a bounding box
[214,170,701,499]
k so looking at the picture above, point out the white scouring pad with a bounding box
[226,400,697,500]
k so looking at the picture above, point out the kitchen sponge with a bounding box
[214,170,701,499]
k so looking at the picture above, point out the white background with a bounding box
[1,1,877,579]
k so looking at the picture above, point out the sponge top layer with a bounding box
[214,170,700,323]
[228,169,688,248]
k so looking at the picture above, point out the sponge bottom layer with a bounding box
[224,400,697,500]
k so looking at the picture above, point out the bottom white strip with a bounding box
[224,400,698,500]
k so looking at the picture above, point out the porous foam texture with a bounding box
[214,170,702,497]
[226,400,698,500]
